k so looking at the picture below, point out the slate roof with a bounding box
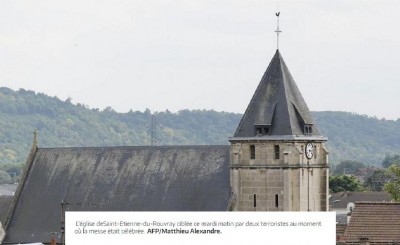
[4,145,231,244]
[343,202,400,243]
[233,50,322,138]
[336,214,348,225]
[0,196,13,224]
[0,184,17,196]
[330,192,392,209]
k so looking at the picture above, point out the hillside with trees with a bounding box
[1,87,400,182]
[314,111,400,166]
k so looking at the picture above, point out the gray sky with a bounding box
[1,0,399,119]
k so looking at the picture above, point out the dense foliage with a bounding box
[314,111,400,167]
[382,154,400,168]
[329,175,365,193]
[1,87,400,183]
[384,165,400,201]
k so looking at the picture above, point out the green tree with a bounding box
[384,165,400,201]
[382,154,400,168]
[364,168,394,191]
[333,160,365,175]
[329,174,364,193]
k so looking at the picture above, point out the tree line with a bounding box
[329,155,400,201]
[0,87,400,185]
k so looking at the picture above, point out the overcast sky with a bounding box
[1,0,399,119]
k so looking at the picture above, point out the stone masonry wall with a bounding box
[230,140,329,211]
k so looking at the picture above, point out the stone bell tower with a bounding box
[229,49,329,211]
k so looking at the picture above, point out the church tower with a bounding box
[229,49,329,211]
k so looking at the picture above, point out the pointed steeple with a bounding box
[233,50,322,139]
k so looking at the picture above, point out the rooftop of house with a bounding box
[336,223,347,242]
[330,191,392,209]
[336,214,348,225]
[343,202,400,243]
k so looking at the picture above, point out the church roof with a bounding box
[4,146,231,244]
[0,196,13,224]
[233,50,322,139]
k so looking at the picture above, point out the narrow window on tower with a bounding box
[250,145,255,159]
[314,145,317,159]
[254,194,257,207]
[274,145,280,159]
[275,194,279,208]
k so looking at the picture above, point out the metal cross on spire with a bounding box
[274,12,282,50]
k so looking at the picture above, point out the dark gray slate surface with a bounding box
[5,145,231,244]
[0,184,17,196]
[234,50,321,137]
[330,191,392,209]
[0,195,13,224]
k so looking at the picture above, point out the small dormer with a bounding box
[304,124,313,135]
[254,124,271,136]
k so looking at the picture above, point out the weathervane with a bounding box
[274,12,282,50]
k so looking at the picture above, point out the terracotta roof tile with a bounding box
[336,224,347,242]
[343,202,400,243]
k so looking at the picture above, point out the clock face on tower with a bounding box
[305,142,314,159]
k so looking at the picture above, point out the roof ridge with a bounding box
[37,145,231,150]
[354,201,400,204]
[279,51,295,135]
